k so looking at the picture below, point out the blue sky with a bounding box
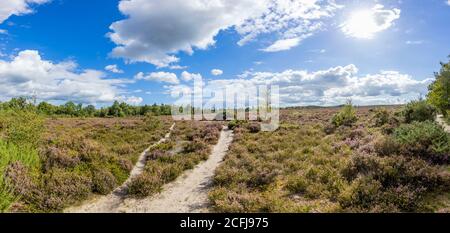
[0,0,449,106]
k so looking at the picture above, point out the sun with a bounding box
[341,9,379,39]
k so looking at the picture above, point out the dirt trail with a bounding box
[116,127,234,213]
[66,125,234,213]
[65,123,176,213]
[437,115,450,133]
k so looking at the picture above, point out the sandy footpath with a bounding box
[65,123,176,213]
[66,125,234,213]
[117,127,234,213]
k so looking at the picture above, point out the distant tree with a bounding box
[6,97,30,110]
[83,105,96,117]
[37,101,56,115]
[108,101,124,117]
[427,57,450,116]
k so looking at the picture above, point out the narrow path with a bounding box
[116,127,234,213]
[437,115,450,133]
[65,123,176,213]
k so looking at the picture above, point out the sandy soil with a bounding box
[65,123,176,213]
[66,125,234,213]
[117,127,233,213]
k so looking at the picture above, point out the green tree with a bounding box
[37,101,56,115]
[427,58,450,116]
[83,105,96,117]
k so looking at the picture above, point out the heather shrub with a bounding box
[247,123,261,133]
[331,102,358,127]
[200,124,222,143]
[340,154,447,212]
[38,169,92,211]
[2,162,38,212]
[403,100,437,123]
[128,173,163,197]
[372,108,390,127]
[0,140,40,212]
[374,136,399,156]
[91,168,117,195]
[41,146,81,171]
[393,121,450,163]
[143,113,162,130]
[182,139,207,153]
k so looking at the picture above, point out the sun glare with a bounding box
[342,10,379,39]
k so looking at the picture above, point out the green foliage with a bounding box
[332,102,358,127]
[1,97,173,118]
[0,110,44,148]
[427,59,450,116]
[372,108,390,127]
[0,140,40,212]
[403,100,437,123]
[393,121,450,163]
[228,120,245,130]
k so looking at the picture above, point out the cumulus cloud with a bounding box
[447,0,450,6]
[135,71,179,84]
[341,4,401,39]
[105,64,124,73]
[181,71,202,82]
[0,50,138,104]
[211,69,223,76]
[167,64,431,106]
[116,95,143,105]
[109,0,341,67]
[0,0,50,24]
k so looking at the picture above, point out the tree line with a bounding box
[0,98,172,117]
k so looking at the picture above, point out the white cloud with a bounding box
[109,0,341,67]
[168,65,188,70]
[167,64,431,106]
[447,0,450,6]
[105,64,124,73]
[406,40,424,45]
[116,95,143,105]
[0,50,136,104]
[341,4,401,39]
[261,38,301,52]
[181,71,202,82]
[135,71,179,84]
[211,69,223,76]
[0,0,50,24]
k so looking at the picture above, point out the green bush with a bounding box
[332,102,358,127]
[0,140,40,212]
[403,100,437,123]
[372,108,390,127]
[393,121,450,163]
[0,110,44,148]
